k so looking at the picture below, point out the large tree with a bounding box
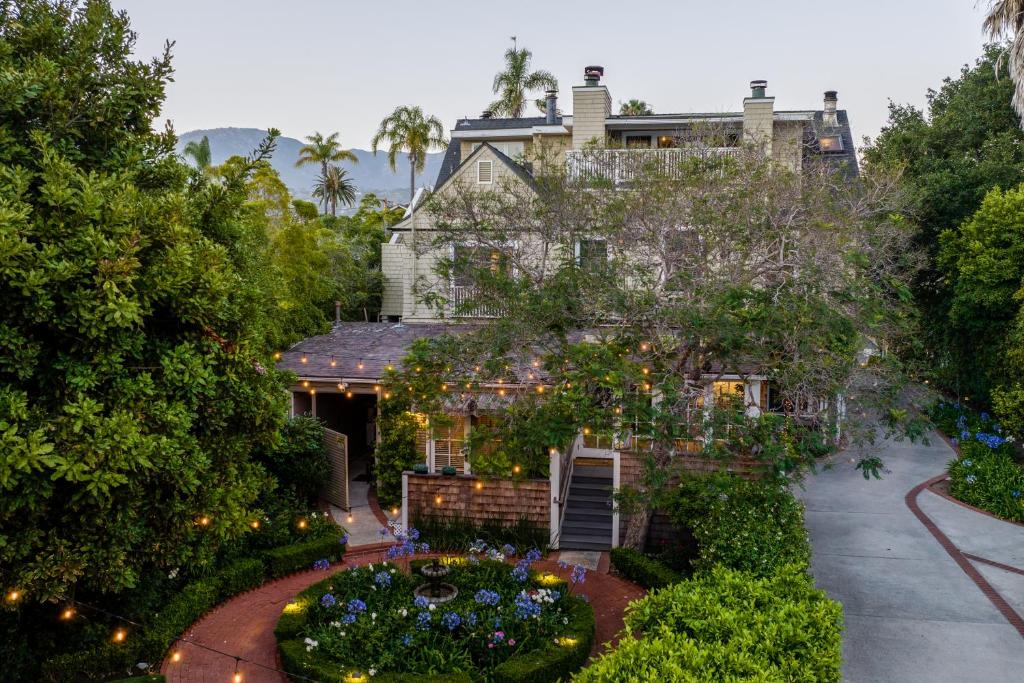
[295,131,358,213]
[984,2,1024,125]
[863,45,1024,401]
[0,0,287,601]
[182,134,212,169]
[489,42,558,118]
[371,105,447,203]
[619,99,653,116]
[394,146,919,548]
[313,164,357,216]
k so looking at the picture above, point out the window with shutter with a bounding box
[433,416,467,473]
[477,160,493,184]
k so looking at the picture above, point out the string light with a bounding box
[5,590,19,603]
[374,385,381,392]
[60,606,75,621]
[330,356,337,367]
[384,392,391,399]
[498,389,506,396]
[642,367,650,375]
[198,516,210,527]
[302,380,310,388]
[549,447,558,456]
[474,480,483,491]
[434,495,443,505]
[583,427,591,435]
[536,385,544,394]
[512,464,522,474]
[640,342,649,351]
[357,359,364,370]
[346,511,354,524]
[346,391,354,399]
[112,628,127,643]
[391,507,399,516]
[273,352,282,361]
[300,355,308,364]
[309,389,316,396]
[338,383,345,391]
[234,657,243,683]
[250,520,260,530]
[297,519,308,530]
[171,650,182,663]
[441,383,448,391]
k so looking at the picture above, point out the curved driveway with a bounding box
[799,433,1024,682]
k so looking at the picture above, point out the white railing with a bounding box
[450,285,506,318]
[565,147,741,184]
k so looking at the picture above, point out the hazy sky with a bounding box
[116,0,991,150]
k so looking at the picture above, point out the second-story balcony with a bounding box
[565,147,741,184]
[450,285,506,318]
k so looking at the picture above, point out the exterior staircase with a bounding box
[559,462,613,550]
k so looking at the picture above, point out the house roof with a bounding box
[277,322,475,382]
[454,116,563,131]
[431,141,537,195]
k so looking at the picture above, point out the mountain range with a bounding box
[176,128,445,206]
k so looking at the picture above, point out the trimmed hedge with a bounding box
[276,562,594,683]
[264,533,347,579]
[41,532,346,682]
[609,548,682,590]
[576,565,843,682]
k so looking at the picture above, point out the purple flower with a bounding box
[374,571,392,588]
[347,598,367,613]
[557,560,568,569]
[511,562,529,583]
[570,564,587,585]
[501,544,516,557]
[466,611,478,627]
[407,527,421,541]
[341,612,357,625]
[525,548,543,563]
[416,611,432,630]
[513,591,542,620]
[313,558,330,571]
[414,595,430,609]
[339,533,349,545]
[320,593,336,608]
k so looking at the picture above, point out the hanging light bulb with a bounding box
[391,507,399,516]
[112,628,127,643]
[346,511,354,524]
[198,516,210,527]
[338,383,345,391]
[297,518,308,530]
[346,391,354,399]
[498,388,506,396]
[330,356,337,367]
[357,359,365,370]
[441,383,448,391]
[536,385,545,394]
[60,606,75,620]
[300,355,308,364]
[435,495,443,505]
[171,650,182,663]
[512,464,522,474]
[474,480,483,491]
[250,519,260,529]
[310,388,316,396]
[273,352,282,361]
[302,380,310,388]
[233,658,243,683]
[5,590,20,603]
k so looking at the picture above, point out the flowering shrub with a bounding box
[276,556,593,681]
[932,401,1024,523]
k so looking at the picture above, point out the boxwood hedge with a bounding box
[608,548,682,589]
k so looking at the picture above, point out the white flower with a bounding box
[428,603,436,611]
[390,569,396,574]
[371,612,377,620]
[341,631,346,637]
[400,608,408,617]
[168,568,179,579]
[369,668,377,677]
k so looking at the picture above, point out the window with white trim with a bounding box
[575,239,608,272]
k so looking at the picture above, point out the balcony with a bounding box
[565,147,741,184]
[450,285,506,318]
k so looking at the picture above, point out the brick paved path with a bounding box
[162,548,644,682]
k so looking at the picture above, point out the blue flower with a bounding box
[966,475,977,484]
[466,611,478,627]
[320,593,337,608]
[981,412,990,422]
[347,598,367,613]
[414,596,430,609]
[407,527,421,541]
[557,560,568,569]
[341,612,357,625]
[374,571,392,588]
[570,564,587,585]
[475,589,500,606]
[313,558,330,571]
[416,611,432,630]
[1012,490,1021,499]
[339,533,349,545]
[492,616,502,629]
[514,591,542,620]
[401,633,413,647]
[962,459,973,467]
[441,611,461,631]
[501,544,516,557]
[511,563,529,583]
[961,430,971,440]
[525,548,543,563]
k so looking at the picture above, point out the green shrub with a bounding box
[258,416,330,505]
[140,578,222,658]
[411,514,548,554]
[576,565,843,683]
[670,476,810,577]
[375,394,424,508]
[262,532,346,579]
[609,547,682,589]
[218,558,267,598]
[949,440,1024,522]
[491,598,594,683]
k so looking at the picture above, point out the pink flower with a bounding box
[509,639,516,646]
[488,643,494,649]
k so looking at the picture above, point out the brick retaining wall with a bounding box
[405,473,550,531]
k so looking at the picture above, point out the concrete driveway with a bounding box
[798,434,1024,682]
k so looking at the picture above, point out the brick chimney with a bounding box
[743,79,774,154]
[572,65,611,148]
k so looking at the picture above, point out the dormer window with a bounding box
[819,135,844,153]
[477,160,493,184]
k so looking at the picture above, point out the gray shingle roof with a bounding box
[432,142,536,194]
[454,116,561,130]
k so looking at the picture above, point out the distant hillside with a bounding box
[176,128,444,205]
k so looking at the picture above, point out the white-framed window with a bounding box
[472,141,525,158]
[575,239,608,272]
[477,160,493,184]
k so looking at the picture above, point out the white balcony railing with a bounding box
[450,285,506,318]
[565,147,741,184]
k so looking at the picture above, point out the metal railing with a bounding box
[450,285,506,318]
[565,147,741,184]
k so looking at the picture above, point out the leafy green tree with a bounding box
[257,416,329,505]
[313,164,357,216]
[863,45,1024,397]
[292,198,320,221]
[372,105,448,203]
[619,99,653,116]
[295,131,358,213]
[984,3,1024,124]
[0,0,288,601]
[489,41,558,117]
[182,134,212,169]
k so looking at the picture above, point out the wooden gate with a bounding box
[321,428,349,509]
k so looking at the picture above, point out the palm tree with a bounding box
[985,1,1024,125]
[296,132,358,213]
[619,99,653,116]
[489,42,558,118]
[183,135,212,170]
[313,165,358,217]
[371,106,448,203]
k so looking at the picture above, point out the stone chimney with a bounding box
[743,79,774,154]
[545,89,558,125]
[823,90,838,127]
[572,65,611,148]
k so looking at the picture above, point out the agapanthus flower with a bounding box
[525,548,543,563]
[962,459,973,467]
[501,544,516,557]
[570,564,587,585]
[339,533,349,545]
[466,611,478,627]
[475,589,500,606]
[511,563,529,583]
[966,475,977,484]
[514,591,542,619]
[416,611,432,630]
[320,593,337,608]
[374,571,392,588]
[341,612,357,625]
[414,596,430,609]
[1013,490,1021,499]
[402,633,413,646]
[441,611,461,631]
[347,598,367,613]
[313,558,330,571]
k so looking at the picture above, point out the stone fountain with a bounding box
[413,558,458,604]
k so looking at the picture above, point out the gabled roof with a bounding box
[432,141,537,195]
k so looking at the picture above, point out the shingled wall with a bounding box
[405,473,550,531]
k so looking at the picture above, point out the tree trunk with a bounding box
[409,152,417,205]
[622,506,652,551]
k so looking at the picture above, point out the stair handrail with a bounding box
[554,434,582,547]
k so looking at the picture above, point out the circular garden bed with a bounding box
[275,552,595,682]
